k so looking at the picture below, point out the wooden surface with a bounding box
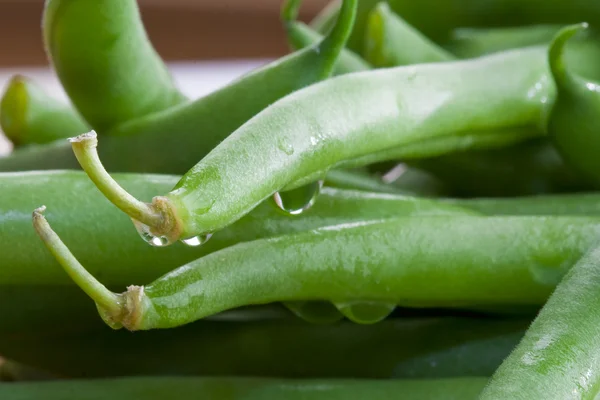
[0,0,329,67]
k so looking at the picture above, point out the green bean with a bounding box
[0,376,490,400]
[312,0,600,54]
[282,1,371,75]
[412,138,589,197]
[0,75,88,146]
[446,25,564,58]
[444,193,600,216]
[73,45,554,244]
[480,241,600,399]
[43,0,187,131]
[1,316,527,379]
[363,2,454,67]
[323,169,412,195]
[548,24,600,187]
[1,170,471,334]
[35,211,600,330]
[0,0,357,174]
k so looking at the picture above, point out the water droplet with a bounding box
[334,301,395,324]
[277,140,294,155]
[284,301,343,324]
[180,233,213,247]
[272,180,323,216]
[132,219,172,247]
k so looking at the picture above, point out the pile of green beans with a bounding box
[4,0,600,398]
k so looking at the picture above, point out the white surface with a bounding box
[0,59,273,154]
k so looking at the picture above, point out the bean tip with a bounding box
[68,130,98,146]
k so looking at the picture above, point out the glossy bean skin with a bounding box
[42,215,600,331]
[363,2,454,67]
[548,24,600,187]
[142,46,553,241]
[480,242,600,399]
[0,0,356,174]
[0,376,489,400]
[1,171,470,334]
[312,0,600,53]
[0,317,527,379]
[0,75,89,146]
[43,0,187,132]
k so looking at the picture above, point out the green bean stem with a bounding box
[36,213,600,330]
[0,75,89,146]
[480,241,600,399]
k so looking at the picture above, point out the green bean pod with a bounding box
[548,24,600,187]
[0,376,489,400]
[35,212,600,331]
[480,241,600,399]
[42,0,187,131]
[1,170,470,334]
[0,75,89,146]
[0,0,357,174]
[1,317,527,379]
[312,0,600,54]
[363,2,454,67]
[76,45,554,243]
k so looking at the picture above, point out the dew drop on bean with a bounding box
[334,301,395,324]
[132,218,171,247]
[272,180,324,216]
[284,301,344,324]
[181,233,213,247]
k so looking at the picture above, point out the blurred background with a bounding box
[0,0,329,152]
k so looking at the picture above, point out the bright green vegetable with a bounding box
[548,23,600,187]
[35,211,600,330]
[480,241,600,399]
[0,0,357,175]
[1,170,471,334]
[363,2,454,67]
[0,317,527,379]
[0,376,490,400]
[43,0,187,131]
[73,45,554,244]
[0,75,88,146]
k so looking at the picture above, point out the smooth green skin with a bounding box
[0,317,527,380]
[324,169,413,195]
[446,192,600,216]
[548,24,600,187]
[446,25,564,58]
[42,0,186,132]
[0,0,356,174]
[0,376,489,400]
[165,46,553,239]
[108,215,600,330]
[412,138,589,197]
[480,242,600,399]
[312,0,600,54]
[363,2,454,68]
[0,171,469,334]
[0,75,88,146]
[284,21,372,75]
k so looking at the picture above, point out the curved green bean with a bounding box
[548,23,600,187]
[480,241,600,399]
[0,0,357,174]
[363,2,454,67]
[43,0,187,131]
[0,376,489,400]
[35,212,600,330]
[0,75,88,146]
[74,45,553,244]
[1,317,527,379]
